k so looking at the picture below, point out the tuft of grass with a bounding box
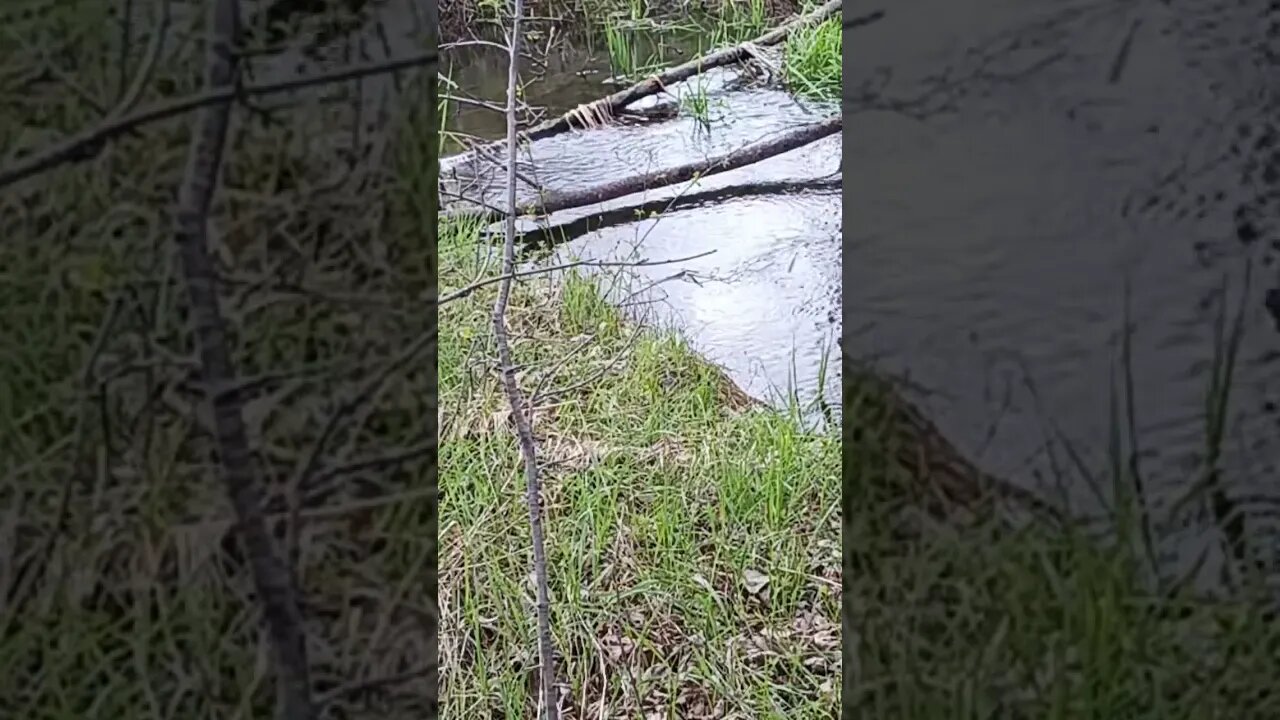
[438,217,839,718]
[603,18,639,78]
[715,0,770,39]
[782,16,840,101]
[678,77,715,131]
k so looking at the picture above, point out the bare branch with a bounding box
[446,116,841,222]
[492,0,560,716]
[438,250,715,305]
[169,1,315,717]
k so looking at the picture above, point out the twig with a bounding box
[169,1,315,718]
[493,0,559,716]
[438,250,715,305]
[0,50,438,189]
[282,322,439,578]
[534,321,645,406]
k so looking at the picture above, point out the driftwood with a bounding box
[446,115,839,223]
[514,175,841,246]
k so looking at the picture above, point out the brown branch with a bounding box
[494,0,560,717]
[169,1,315,718]
[447,115,841,223]
[0,50,438,190]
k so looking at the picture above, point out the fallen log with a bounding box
[513,175,841,246]
[444,115,840,223]
[453,0,849,160]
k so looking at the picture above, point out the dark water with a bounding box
[848,0,1280,575]
[443,34,842,417]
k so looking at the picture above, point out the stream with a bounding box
[849,0,1280,577]
[442,29,842,421]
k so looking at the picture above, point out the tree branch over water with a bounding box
[169,0,316,718]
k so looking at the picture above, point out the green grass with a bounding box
[678,77,715,129]
[782,16,839,101]
[2,1,438,716]
[437,217,840,718]
[846,502,1280,717]
[604,18,641,78]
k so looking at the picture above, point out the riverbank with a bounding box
[437,215,840,716]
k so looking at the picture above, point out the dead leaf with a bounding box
[742,568,769,595]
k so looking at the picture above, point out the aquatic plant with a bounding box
[678,77,714,131]
[604,18,639,78]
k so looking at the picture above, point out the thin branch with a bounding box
[439,250,715,305]
[169,1,315,718]
[0,50,438,190]
[493,0,560,716]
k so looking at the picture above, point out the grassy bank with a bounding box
[437,217,840,717]
[782,12,839,101]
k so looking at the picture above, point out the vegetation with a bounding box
[2,1,437,717]
[444,0,798,37]
[437,0,844,711]
[436,0,844,713]
[783,17,840,101]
